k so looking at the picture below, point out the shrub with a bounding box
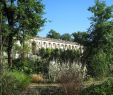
[8,71,31,88]
[49,63,86,83]
[34,59,49,76]
[31,73,44,83]
[49,61,61,82]
[87,49,109,78]
[13,58,34,74]
[80,78,113,95]
[0,71,20,95]
[58,66,83,95]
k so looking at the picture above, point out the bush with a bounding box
[31,73,44,83]
[0,71,20,95]
[34,59,49,76]
[8,71,31,88]
[0,70,36,95]
[13,58,34,74]
[87,49,109,78]
[80,78,113,95]
[58,66,83,95]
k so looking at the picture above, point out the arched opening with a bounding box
[49,43,52,48]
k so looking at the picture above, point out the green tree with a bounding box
[0,0,45,67]
[47,29,60,39]
[72,32,89,46]
[51,48,60,63]
[61,33,72,41]
[85,0,113,77]
[32,41,37,55]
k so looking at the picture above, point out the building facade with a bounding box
[29,37,83,53]
[11,37,83,59]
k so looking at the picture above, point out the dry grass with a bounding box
[58,69,83,95]
[31,74,44,83]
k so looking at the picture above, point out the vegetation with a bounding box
[0,0,45,67]
[0,71,20,95]
[47,29,61,39]
[72,32,89,46]
[58,67,83,95]
[8,70,31,88]
[13,58,34,74]
[47,29,72,41]
[60,33,72,41]
[1,0,113,95]
[0,70,31,95]
[80,78,113,95]
[83,0,113,78]
[12,47,81,79]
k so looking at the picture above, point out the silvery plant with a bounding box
[49,61,87,82]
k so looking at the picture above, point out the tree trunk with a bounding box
[7,35,13,68]
[0,8,3,72]
[0,34,2,72]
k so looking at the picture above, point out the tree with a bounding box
[0,3,3,71]
[0,0,45,67]
[51,48,60,63]
[72,32,89,46]
[61,33,72,41]
[85,0,113,77]
[46,29,60,39]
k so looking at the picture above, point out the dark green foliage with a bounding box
[72,32,89,46]
[0,71,31,95]
[38,48,81,65]
[38,48,52,60]
[61,33,72,41]
[59,49,81,64]
[47,30,73,41]
[0,0,45,66]
[0,72,20,95]
[13,58,34,74]
[40,87,65,95]
[34,59,49,76]
[51,48,60,61]
[32,41,37,55]
[86,49,109,78]
[84,0,113,78]
[33,48,81,77]
[47,29,61,39]
[80,78,113,95]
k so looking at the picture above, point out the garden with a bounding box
[1,0,113,95]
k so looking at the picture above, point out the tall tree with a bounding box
[0,3,3,71]
[0,0,45,67]
[47,29,60,39]
[72,32,89,46]
[85,0,113,77]
[61,33,72,41]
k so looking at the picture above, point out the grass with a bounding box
[24,77,113,95]
[28,77,113,89]
[83,77,113,88]
[29,83,60,89]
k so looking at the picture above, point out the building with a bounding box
[12,37,83,59]
[29,37,83,51]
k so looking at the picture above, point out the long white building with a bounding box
[30,37,83,51]
[12,37,83,58]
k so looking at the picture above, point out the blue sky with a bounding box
[38,0,113,37]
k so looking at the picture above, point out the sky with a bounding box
[38,0,113,37]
